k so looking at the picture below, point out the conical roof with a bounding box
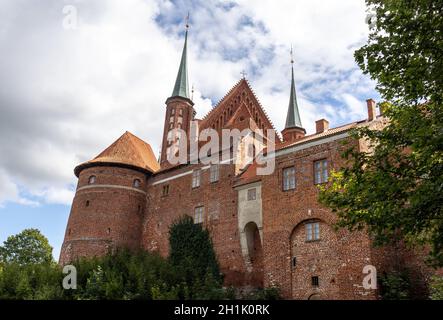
[170,29,190,99]
[285,66,303,129]
[74,131,160,176]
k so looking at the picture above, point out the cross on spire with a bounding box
[290,45,294,65]
[240,70,247,79]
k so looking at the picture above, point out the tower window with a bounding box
[312,276,319,287]
[169,116,174,123]
[179,109,183,116]
[306,222,320,241]
[85,200,90,207]
[107,228,111,235]
[192,169,201,188]
[247,188,256,201]
[194,206,204,224]
[88,175,96,184]
[162,185,169,196]
[314,159,329,184]
[209,164,219,183]
[282,167,296,191]
[292,257,297,268]
[171,108,175,115]
[133,179,141,188]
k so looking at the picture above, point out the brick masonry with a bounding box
[60,80,438,300]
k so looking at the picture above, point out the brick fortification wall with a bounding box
[59,166,148,265]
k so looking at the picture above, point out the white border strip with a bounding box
[77,184,147,195]
[152,158,234,186]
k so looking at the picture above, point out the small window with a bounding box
[133,179,141,188]
[169,116,174,123]
[88,175,96,184]
[169,123,174,129]
[306,222,320,241]
[314,159,329,184]
[247,188,256,201]
[192,169,201,188]
[162,185,169,196]
[292,257,297,268]
[179,109,183,116]
[194,206,204,224]
[107,228,111,235]
[171,108,175,115]
[210,164,219,183]
[85,200,90,207]
[282,167,296,191]
[312,276,319,287]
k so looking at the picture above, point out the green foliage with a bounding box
[246,287,281,300]
[0,262,63,300]
[319,0,443,266]
[355,0,443,105]
[0,228,54,265]
[429,276,443,300]
[379,271,411,300]
[168,215,222,299]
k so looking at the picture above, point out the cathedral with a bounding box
[60,26,432,299]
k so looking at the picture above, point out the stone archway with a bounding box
[290,219,341,299]
[244,221,264,287]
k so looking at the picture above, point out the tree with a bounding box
[168,215,222,299]
[0,229,54,265]
[319,0,443,266]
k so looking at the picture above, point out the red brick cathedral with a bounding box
[60,28,431,299]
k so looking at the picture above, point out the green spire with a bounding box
[171,28,190,99]
[285,64,303,129]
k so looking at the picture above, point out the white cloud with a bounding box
[0,0,378,207]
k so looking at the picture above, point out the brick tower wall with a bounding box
[59,166,148,265]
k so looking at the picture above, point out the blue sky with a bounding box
[0,0,379,260]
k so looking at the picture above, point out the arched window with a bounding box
[88,175,96,184]
[133,179,141,188]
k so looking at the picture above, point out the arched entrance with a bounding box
[244,221,264,287]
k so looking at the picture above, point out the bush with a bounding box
[429,276,443,300]
[379,271,411,300]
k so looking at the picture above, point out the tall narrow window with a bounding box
[306,222,320,241]
[314,159,328,184]
[88,175,96,184]
[162,185,169,196]
[194,206,204,224]
[133,179,141,188]
[210,164,219,183]
[282,167,296,191]
[311,276,319,287]
[192,169,201,188]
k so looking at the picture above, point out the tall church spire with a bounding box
[281,47,305,143]
[285,47,302,129]
[170,14,190,99]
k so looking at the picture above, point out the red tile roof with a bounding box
[74,131,160,177]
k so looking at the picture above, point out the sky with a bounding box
[0,0,379,260]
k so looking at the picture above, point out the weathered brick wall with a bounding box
[59,166,148,265]
[142,162,251,286]
[261,137,377,299]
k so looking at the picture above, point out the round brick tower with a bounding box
[59,131,160,265]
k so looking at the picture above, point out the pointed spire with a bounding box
[285,46,303,129]
[171,13,190,99]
